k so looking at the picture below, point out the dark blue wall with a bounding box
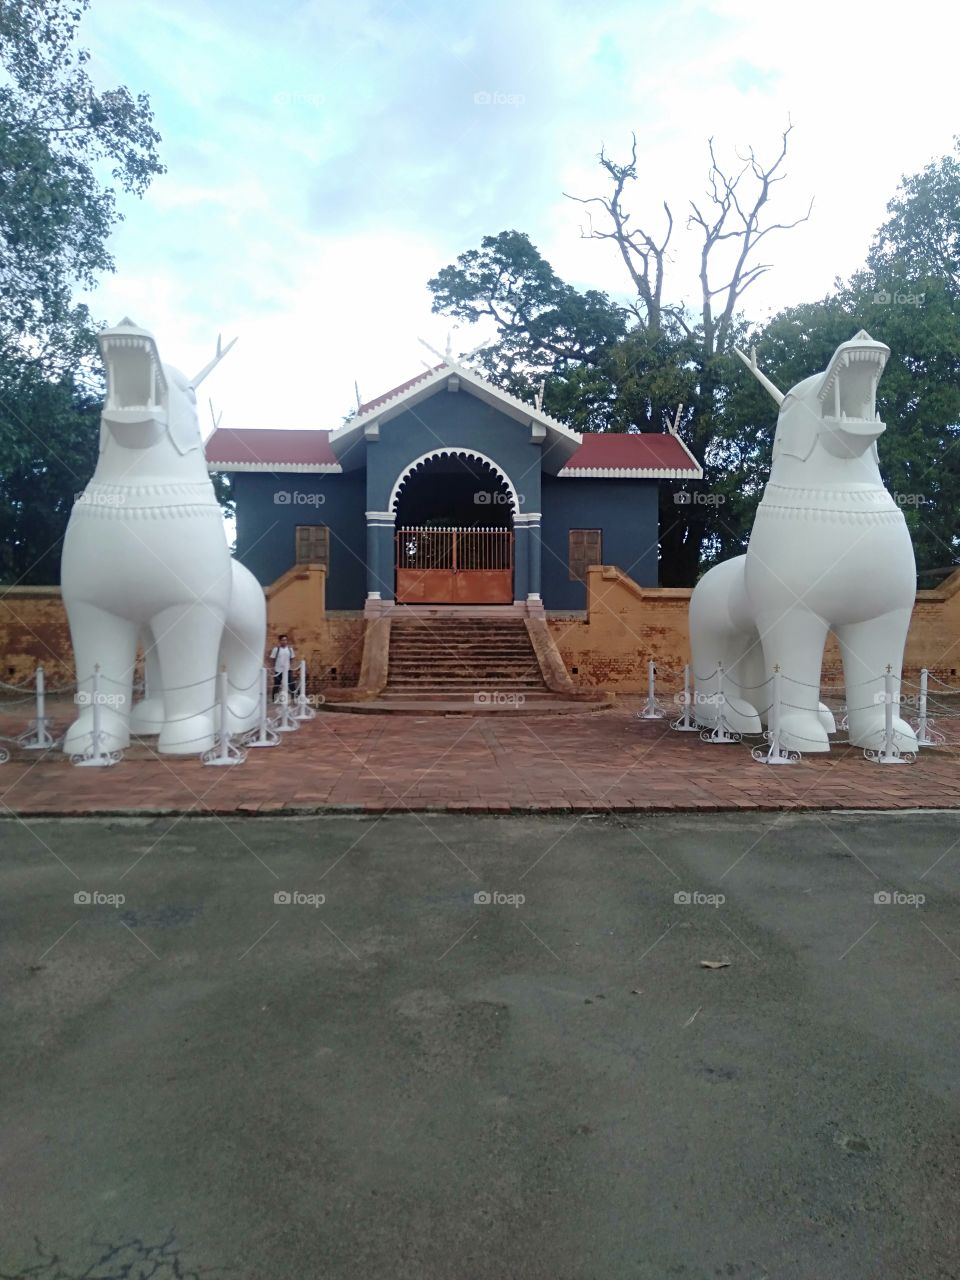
[228,394,662,612]
[540,475,660,610]
[364,390,543,515]
[233,470,367,610]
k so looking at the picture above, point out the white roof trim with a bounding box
[206,461,342,474]
[328,358,583,448]
[560,464,703,479]
[388,447,520,514]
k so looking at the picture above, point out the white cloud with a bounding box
[76,0,958,429]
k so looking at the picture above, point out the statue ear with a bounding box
[166,383,201,456]
[774,398,819,462]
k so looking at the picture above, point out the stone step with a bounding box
[326,698,608,716]
[386,675,547,686]
[378,689,559,702]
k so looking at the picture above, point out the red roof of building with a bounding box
[560,432,699,475]
[205,427,338,469]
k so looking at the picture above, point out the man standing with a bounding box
[270,633,295,701]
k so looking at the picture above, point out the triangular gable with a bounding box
[328,358,583,464]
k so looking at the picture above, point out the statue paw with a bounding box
[130,696,165,735]
[847,716,918,752]
[158,712,216,756]
[63,711,129,755]
[778,712,831,753]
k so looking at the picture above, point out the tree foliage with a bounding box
[431,127,812,583]
[0,0,164,583]
[429,131,960,585]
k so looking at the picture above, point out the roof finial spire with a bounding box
[445,331,453,359]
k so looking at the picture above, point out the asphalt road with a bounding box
[1,811,958,1280]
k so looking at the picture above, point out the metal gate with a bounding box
[395,527,514,604]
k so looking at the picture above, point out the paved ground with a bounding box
[1,811,958,1279]
[2,699,959,815]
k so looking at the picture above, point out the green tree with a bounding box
[0,0,164,584]
[722,144,960,582]
[430,128,811,584]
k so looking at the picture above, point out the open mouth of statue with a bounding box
[818,331,889,434]
[99,321,167,420]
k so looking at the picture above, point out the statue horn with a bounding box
[191,334,238,389]
[734,345,784,406]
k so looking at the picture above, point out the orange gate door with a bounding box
[395,527,514,604]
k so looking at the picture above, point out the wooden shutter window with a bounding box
[569,528,601,582]
[296,525,329,569]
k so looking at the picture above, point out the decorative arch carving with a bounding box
[387,448,519,515]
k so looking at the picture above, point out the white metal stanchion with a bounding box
[914,668,945,747]
[865,666,914,765]
[274,667,298,733]
[752,667,799,765]
[700,663,740,744]
[638,659,664,720]
[294,659,316,721]
[19,665,57,750]
[203,668,247,765]
[671,664,699,731]
[72,664,121,767]
[245,667,280,747]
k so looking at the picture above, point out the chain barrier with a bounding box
[0,660,318,766]
[641,659,955,766]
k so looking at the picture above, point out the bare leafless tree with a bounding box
[565,121,812,354]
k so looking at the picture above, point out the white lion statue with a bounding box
[689,330,917,754]
[61,318,265,755]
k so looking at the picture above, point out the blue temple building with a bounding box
[205,357,701,615]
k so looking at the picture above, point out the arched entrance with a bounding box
[391,451,516,604]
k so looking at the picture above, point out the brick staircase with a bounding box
[360,613,600,714]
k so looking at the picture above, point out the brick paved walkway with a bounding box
[2,702,958,815]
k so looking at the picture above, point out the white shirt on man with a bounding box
[270,644,295,674]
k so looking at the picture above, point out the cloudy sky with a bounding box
[78,0,957,433]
